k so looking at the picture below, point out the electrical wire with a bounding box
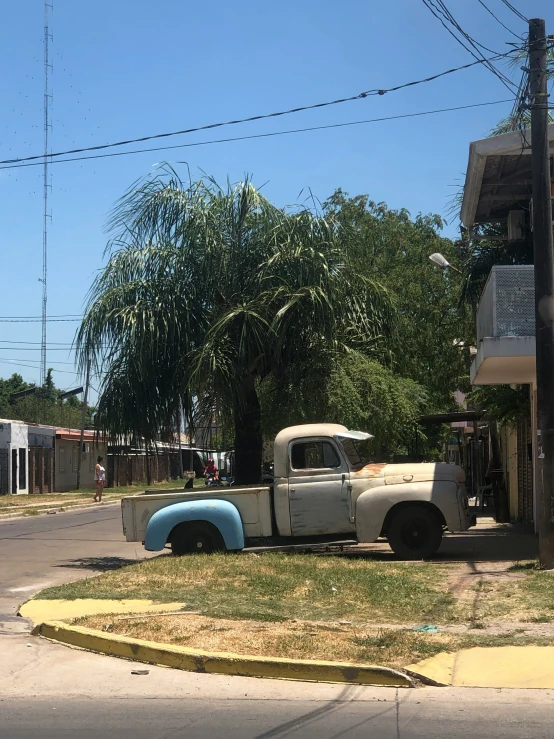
[0,314,81,319]
[0,99,512,172]
[424,0,518,89]
[0,318,80,323]
[499,0,528,23]
[0,53,517,168]
[420,0,518,93]
[475,0,522,39]
[0,359,78,374]
[0,347,75,352]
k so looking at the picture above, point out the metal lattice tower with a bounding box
[41,1,53,387]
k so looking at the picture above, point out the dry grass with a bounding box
[0,479,204,510]
[77,611,554,669]
[38,552,456,624]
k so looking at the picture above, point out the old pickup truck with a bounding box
[121,423,474,559]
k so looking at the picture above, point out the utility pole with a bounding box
[529,18,554,567]
[76,360,91,490]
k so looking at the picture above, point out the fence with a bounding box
[107,451,183,488]
[28,447,54,494]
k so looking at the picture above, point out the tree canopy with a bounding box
[0,371,92,428]
[77,169,393,483]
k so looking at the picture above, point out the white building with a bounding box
[0,419,29,495]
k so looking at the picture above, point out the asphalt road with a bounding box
[0,506,551,738]
[2,692,554,739]
[0,503,152,633]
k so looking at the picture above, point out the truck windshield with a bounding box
[337,436,374,469]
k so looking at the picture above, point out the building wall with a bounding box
[55,439,107,492]
[0,421,29,495]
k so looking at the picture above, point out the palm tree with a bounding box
[77,168,390,484]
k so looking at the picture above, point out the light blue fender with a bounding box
[144,499,245,552]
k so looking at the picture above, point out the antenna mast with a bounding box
[41,1,52,387]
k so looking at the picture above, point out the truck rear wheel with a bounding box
[387,506,443,560]
[170,522,226,556]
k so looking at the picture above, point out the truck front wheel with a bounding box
[387,506,443,560]
[170,522,226,556]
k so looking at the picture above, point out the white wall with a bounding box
[55,439,107,492]
[0,422,29,495]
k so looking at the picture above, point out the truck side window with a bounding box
[290,441,341,470]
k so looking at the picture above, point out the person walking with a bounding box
[94,456,106,502]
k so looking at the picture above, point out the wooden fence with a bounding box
[107,452,183,488]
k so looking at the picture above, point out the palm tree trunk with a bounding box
[234,374,262,485]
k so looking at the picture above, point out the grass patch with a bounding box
[470,569,554,623]
[37,551,455,624]
[0,479,205,510]
[75,612,554,670]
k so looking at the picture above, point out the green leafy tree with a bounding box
[323,190,472,409]
[260,351,428,460]
[77,169,391,484]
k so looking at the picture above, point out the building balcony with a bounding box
[471,265,536,386]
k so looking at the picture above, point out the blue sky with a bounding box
[0,0,550,391]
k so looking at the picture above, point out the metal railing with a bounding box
[476,265,535,341]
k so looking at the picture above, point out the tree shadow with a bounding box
[52,556,141,572]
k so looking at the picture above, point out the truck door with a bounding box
[288,437,353,537]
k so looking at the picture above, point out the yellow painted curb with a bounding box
[19,599,186,626]
[33,621,413,687]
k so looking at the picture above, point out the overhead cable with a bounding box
[0,54,517,168]
[0,99,512,172]
[420,0,518,93]
[499,0,529,23]
[475,0,522,39]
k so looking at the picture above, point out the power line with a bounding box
[475,0,522,39]
[0,340,76,345]
[0,347,75,352]
[0,53,517,168]
[0,359,78,374]
[0,99,512,172]
[0,356,75,365]
[0,318,80,323]
[499,0,528,23]
[420,0,518,93]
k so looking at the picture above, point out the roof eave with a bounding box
[461,127,533,228]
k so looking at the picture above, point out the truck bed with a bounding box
[121,486,273,543]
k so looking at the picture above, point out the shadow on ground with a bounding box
[252,517,538,564]
[52,556,143,572]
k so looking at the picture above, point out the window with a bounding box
[59,447,66,473]
[89,449,95,472]
[337,437,374,469]
[18,449,26,490]
[290,441,341,471]
[72,446,79,473]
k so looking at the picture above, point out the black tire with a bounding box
[170,522,226,556]
[386,506,443,560]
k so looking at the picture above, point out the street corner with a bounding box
[33,620,414,688]
[407,646,554,689]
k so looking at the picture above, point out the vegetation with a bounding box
[38,551,454,623]
[76,169,472,478]
[0,370,93,428]
[40,552,554,668]
[77,612,554,669]
[77,170,400,483]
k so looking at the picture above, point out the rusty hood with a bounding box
[352,462,465,485]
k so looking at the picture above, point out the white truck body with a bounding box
[122,423,473,559]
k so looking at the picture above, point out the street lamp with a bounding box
[429,252,462,274]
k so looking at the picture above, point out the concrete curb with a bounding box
[0,500,119,521]
[33,620,414,687]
